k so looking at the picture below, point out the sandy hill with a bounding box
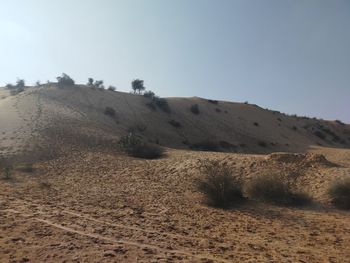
[1,83,350,262]
[1,84,350,162]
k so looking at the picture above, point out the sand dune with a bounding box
[1,84,350,262]
[1,84,349,162]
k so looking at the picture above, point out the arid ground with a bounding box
[1,146,350,262]
[1,85,350,262]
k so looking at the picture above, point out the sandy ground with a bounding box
[1,85,350,262]
[1,148,350,262]
[1,85,350,161]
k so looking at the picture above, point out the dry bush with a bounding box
[246,173,311,206]
[190,140,219,152]
[57,73,75,86]
[168,119,181,128]
[190,104,200,115]
[0,158,13,180]
[104,107,116,117]
[328,178,350,210]
[15,163,34,173]
[118,133,164,159]
[195,161,245,208]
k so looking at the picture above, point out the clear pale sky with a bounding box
[0,0,349,122]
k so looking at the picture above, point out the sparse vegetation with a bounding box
[145,102,157,111]
[87,78,94,86]
[154,97,171,113]
[3,166,12,180]
[108,85,116,91]
[142,89,170,113]
[314,130,326,140]
[118,133,164,159]
[168,119,181,128]
[0,159,13,181]
[190,140,219,152]
[94,80,104,89]
[143,90,155,99]
[195,160,245,208]
[258,141,267,147]
[219,141,237,151]
[16,79,25,89]
[87,78,106,89]
[215,108,221,113]
[190,104,200,115]
[128,123,147,133]
[207,99,218,104]
[328,178,350,210]
[131,79,145,94]
[246,173,311,206]
[335,120,345,126]
[57,73,75,86]
[6,78,26,95]
[16,163,34,173]
[104,106,116,117]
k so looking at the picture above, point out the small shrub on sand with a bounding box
[3,167,13,180]
[190,140,219,152]
[104,107,116,117]
[168,119,181,128]
[16,163,34,173]
[154,97,171,113]
[39,180,52,189]
[0,159,13,180]
[57,73,75,86]
[328,178,350,210]
[118,133,164,159]
[207,99,218,104]
[257,141,267,147]
[246,173,311,206]
[195,161,244,208]
[190,104,200,115]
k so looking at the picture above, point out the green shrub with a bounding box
[190,104,199,115]
[143,91,155,99]
[104,107,116,117]
[145,102,157,111]
[3,167,12,180]
[328,178,350,210]
[246,173,311,206]
[314,130,326,140]
[207,99,218,104]
[16,163,34,173]
[168,119,181,128]
[195,161,244,208]
[118,133,164,159]
[131,79,145,94]
[108,86,116,91]
[190,140,219,152]
[258,141,267,147]
[154,97,171,113]
[57,73,75,86]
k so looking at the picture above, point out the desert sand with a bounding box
[1,84,350,262]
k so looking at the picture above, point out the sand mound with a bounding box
[1,84,350,162]
[266,152,337,167]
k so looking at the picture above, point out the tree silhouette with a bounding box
[87,78,94,86]
[131,79,145,94]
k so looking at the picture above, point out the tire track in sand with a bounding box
[3,198,232,262]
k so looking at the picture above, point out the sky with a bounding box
[0,0,349,122]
